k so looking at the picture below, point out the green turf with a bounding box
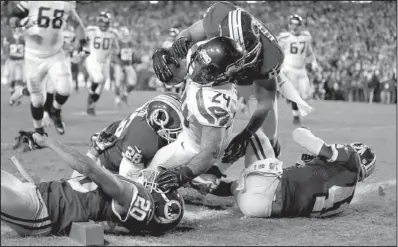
[1,87,396,245]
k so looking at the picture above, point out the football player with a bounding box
[8,1,88,135]
[113,26,137,107]
[85,11,120,116]
[152,1,314,164]
[206,127,376,218]
[278,14,319,125]
[150,37,276,192]
[2,131,184,236]
[3,26,27,106]
[71,92,183,182]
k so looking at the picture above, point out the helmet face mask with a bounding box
[98,12,111,31]
[289,14,303,35]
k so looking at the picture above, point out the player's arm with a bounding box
[8,1,29,28]
[35,133,132,208]
[67,5,87,45]
[176,19,206,45]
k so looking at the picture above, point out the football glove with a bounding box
[155,166,195,191]
[91,131,118,154]
[222,128,253,164]
[152,48,180,83]
[171,36,192,59]
[189,174,221,195]
[12,131,47,152]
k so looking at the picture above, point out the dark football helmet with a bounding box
[218,9,263,73]
[187,36,245,86]
[97,11,111,31]
[350,142,376,182]
[138,169,184,234]
[146,93,183,143]
[289,14,303,35]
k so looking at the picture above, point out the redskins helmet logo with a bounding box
[150,109,169,128]
[164,200,182,221]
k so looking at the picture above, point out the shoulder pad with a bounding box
[203,1,236,38]
[86,26,98,32]
[301,30,312,38]
[277,31,290,40]
[193,87,235,128]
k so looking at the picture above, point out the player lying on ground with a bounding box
[70,92,183,181]
[153,1,314,161]
[147,36,275,193]
[203,127,376,218]
[1,131,184,236]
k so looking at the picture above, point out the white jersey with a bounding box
[86,26,119,63]
[180,79,238,153]
[277,30,314,69]
[17,1,76,58]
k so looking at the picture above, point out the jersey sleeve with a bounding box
[193,87,235,128]
[203,1,236,38]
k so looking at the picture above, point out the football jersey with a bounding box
[180,79,238,153]
[37,174,154,235]
[16,1,75,57]
[202,1,284,82]
[277,31,313,69]
[279,144,360,218]
[99,102,167,172]
[86,26,119,63]
[119,40,134,66]
[3,35,25,60]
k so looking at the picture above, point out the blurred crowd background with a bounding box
[1,1,397,104]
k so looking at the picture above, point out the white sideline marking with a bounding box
[351,179,396,204]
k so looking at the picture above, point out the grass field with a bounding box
[1,87,396,246]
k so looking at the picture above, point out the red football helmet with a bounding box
[219,9,263,72]
[138,169,185,234]
[146,93,183,143]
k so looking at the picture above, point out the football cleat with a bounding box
[293,116,301,126]
[49,107,65,135]
[87,107,96,116]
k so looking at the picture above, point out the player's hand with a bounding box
[152,48,180,83]
[222,128,252,164]
[171,36,192,59]
[12,130,47,152]
[155,166,194,191]
[92,131,117,154]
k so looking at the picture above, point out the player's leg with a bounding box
[24,55,48,134]
[86,59,106,116]
[260,93,281,158]
[113,63,123,107]
[284,68,301,125]
[8,60,26,106]
[71,62,79,93]
[123,65,137,104]
[1,170,52,236]
[47,52,73,135]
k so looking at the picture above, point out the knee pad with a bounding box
[30,93,45,107]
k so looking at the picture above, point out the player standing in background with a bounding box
[85,11,120,116]
[3,27,27,106]
[277,14,319,125]
[8,1,87,135]
[113,26,137,107]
